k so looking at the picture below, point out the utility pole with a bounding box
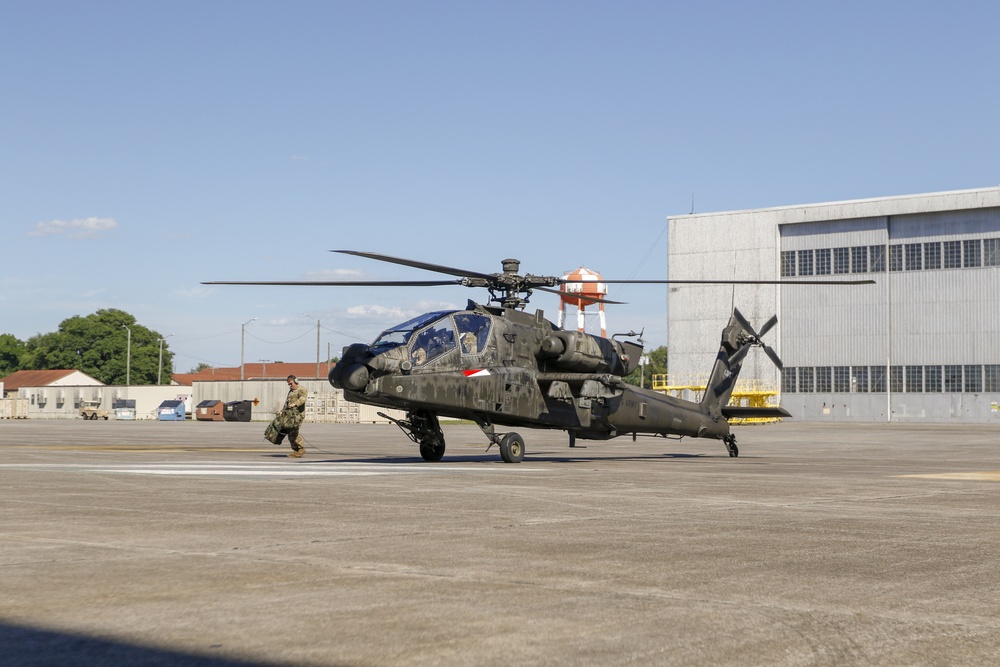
[121,324,132,386]
[241,317,257,381]
[158,334,174,385]
[303,314,320,378]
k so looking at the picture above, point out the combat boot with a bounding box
[289,448,305,458]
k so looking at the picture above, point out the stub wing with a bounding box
[720,406,792,419]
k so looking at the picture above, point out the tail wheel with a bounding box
[499,433,525,463]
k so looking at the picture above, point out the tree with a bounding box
[189,363,211,373]
[22,309,174,385]
[623,345,668,389]
[0,334,27,377]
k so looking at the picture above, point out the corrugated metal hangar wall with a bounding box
[667,187,1000,423]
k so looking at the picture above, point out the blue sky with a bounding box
[3,1,999,373]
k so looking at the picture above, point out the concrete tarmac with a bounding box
[1,419,999,666]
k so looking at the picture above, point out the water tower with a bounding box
[558,267,608,337]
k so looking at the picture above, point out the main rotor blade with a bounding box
[333,250,495,281]
[202,280,462,287]
[560,278,876,285]
[534,285,626,305]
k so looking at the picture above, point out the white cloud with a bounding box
[344,304,414,320]
[305,268,364,279]
[28,217,118,239]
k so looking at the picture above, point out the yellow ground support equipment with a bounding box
[651,374,784,425]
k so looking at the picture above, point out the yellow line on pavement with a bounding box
[25,446,274,453]
[898,471,1000,482]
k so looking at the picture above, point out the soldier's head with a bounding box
[286,375,298,388]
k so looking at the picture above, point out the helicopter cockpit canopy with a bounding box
[401,312,495,367]
[370,310,457,352]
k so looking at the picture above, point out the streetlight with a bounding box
[158,334,175,385]
[121,324,132,386]
[303,314,320,378]
[241,317,257,381]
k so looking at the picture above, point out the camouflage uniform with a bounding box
[279,383,308,457]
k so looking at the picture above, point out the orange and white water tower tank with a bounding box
[558,267,608,337]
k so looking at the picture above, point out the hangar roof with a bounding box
[670,186,1000,226]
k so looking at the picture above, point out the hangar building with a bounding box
[667,186,1000,423]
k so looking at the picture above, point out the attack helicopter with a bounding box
[205,251,871,462]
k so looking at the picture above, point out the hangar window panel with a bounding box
[924,242,942,269]
[924,366,942,393]
[943,241,962,268]
[963,239,981,267]
[944,365,963,392]
[852,366,868,393]
[833,247,850,274]
[889,245,904,272]
[797,249,814,276]
[851,246,868,273]
[985,365,1000,392]
[905,366,923,392]
[889,366,904,393]
[869,245,885,272]
[964,365,982,393]
[870,366,886,393]
[905,243,922,271]
[781,251,796,277]
[815,367,832,393]
[782,368,797,393]
[984,238,1000,267]
[798,367,814,393]
[833,366,850,392]
[815,248,831,275]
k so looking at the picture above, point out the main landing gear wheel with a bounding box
[419,439,446,462]
[723,435,739,458]
[499,432,525,463]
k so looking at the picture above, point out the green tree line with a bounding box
[622,345,668,389]
[0,309,174,385]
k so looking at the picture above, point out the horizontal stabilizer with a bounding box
[721,406,792,419]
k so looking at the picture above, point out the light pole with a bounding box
[303,314,320,378]
[158,333,175,385]
[241,317,257,381]
[121,324,132,386]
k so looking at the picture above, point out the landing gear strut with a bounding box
[723,434,739,458]
[379,409,446,461]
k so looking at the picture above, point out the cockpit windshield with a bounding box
[370,310,456,350]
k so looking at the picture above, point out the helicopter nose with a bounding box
[339,363,370,391]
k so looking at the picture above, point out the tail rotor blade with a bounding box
[763,345,784,370]
[729,344,751,367]
[758,314,778,339]
[732,307,755,336]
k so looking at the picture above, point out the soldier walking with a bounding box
[279,375,308,457]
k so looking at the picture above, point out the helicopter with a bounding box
[205,250,872,462]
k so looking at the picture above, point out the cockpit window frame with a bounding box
[369,310,456,351]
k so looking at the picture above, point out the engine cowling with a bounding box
[537,331,636,375]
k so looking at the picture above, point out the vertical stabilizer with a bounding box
[702,308,782,415]
[702,313,749,414]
